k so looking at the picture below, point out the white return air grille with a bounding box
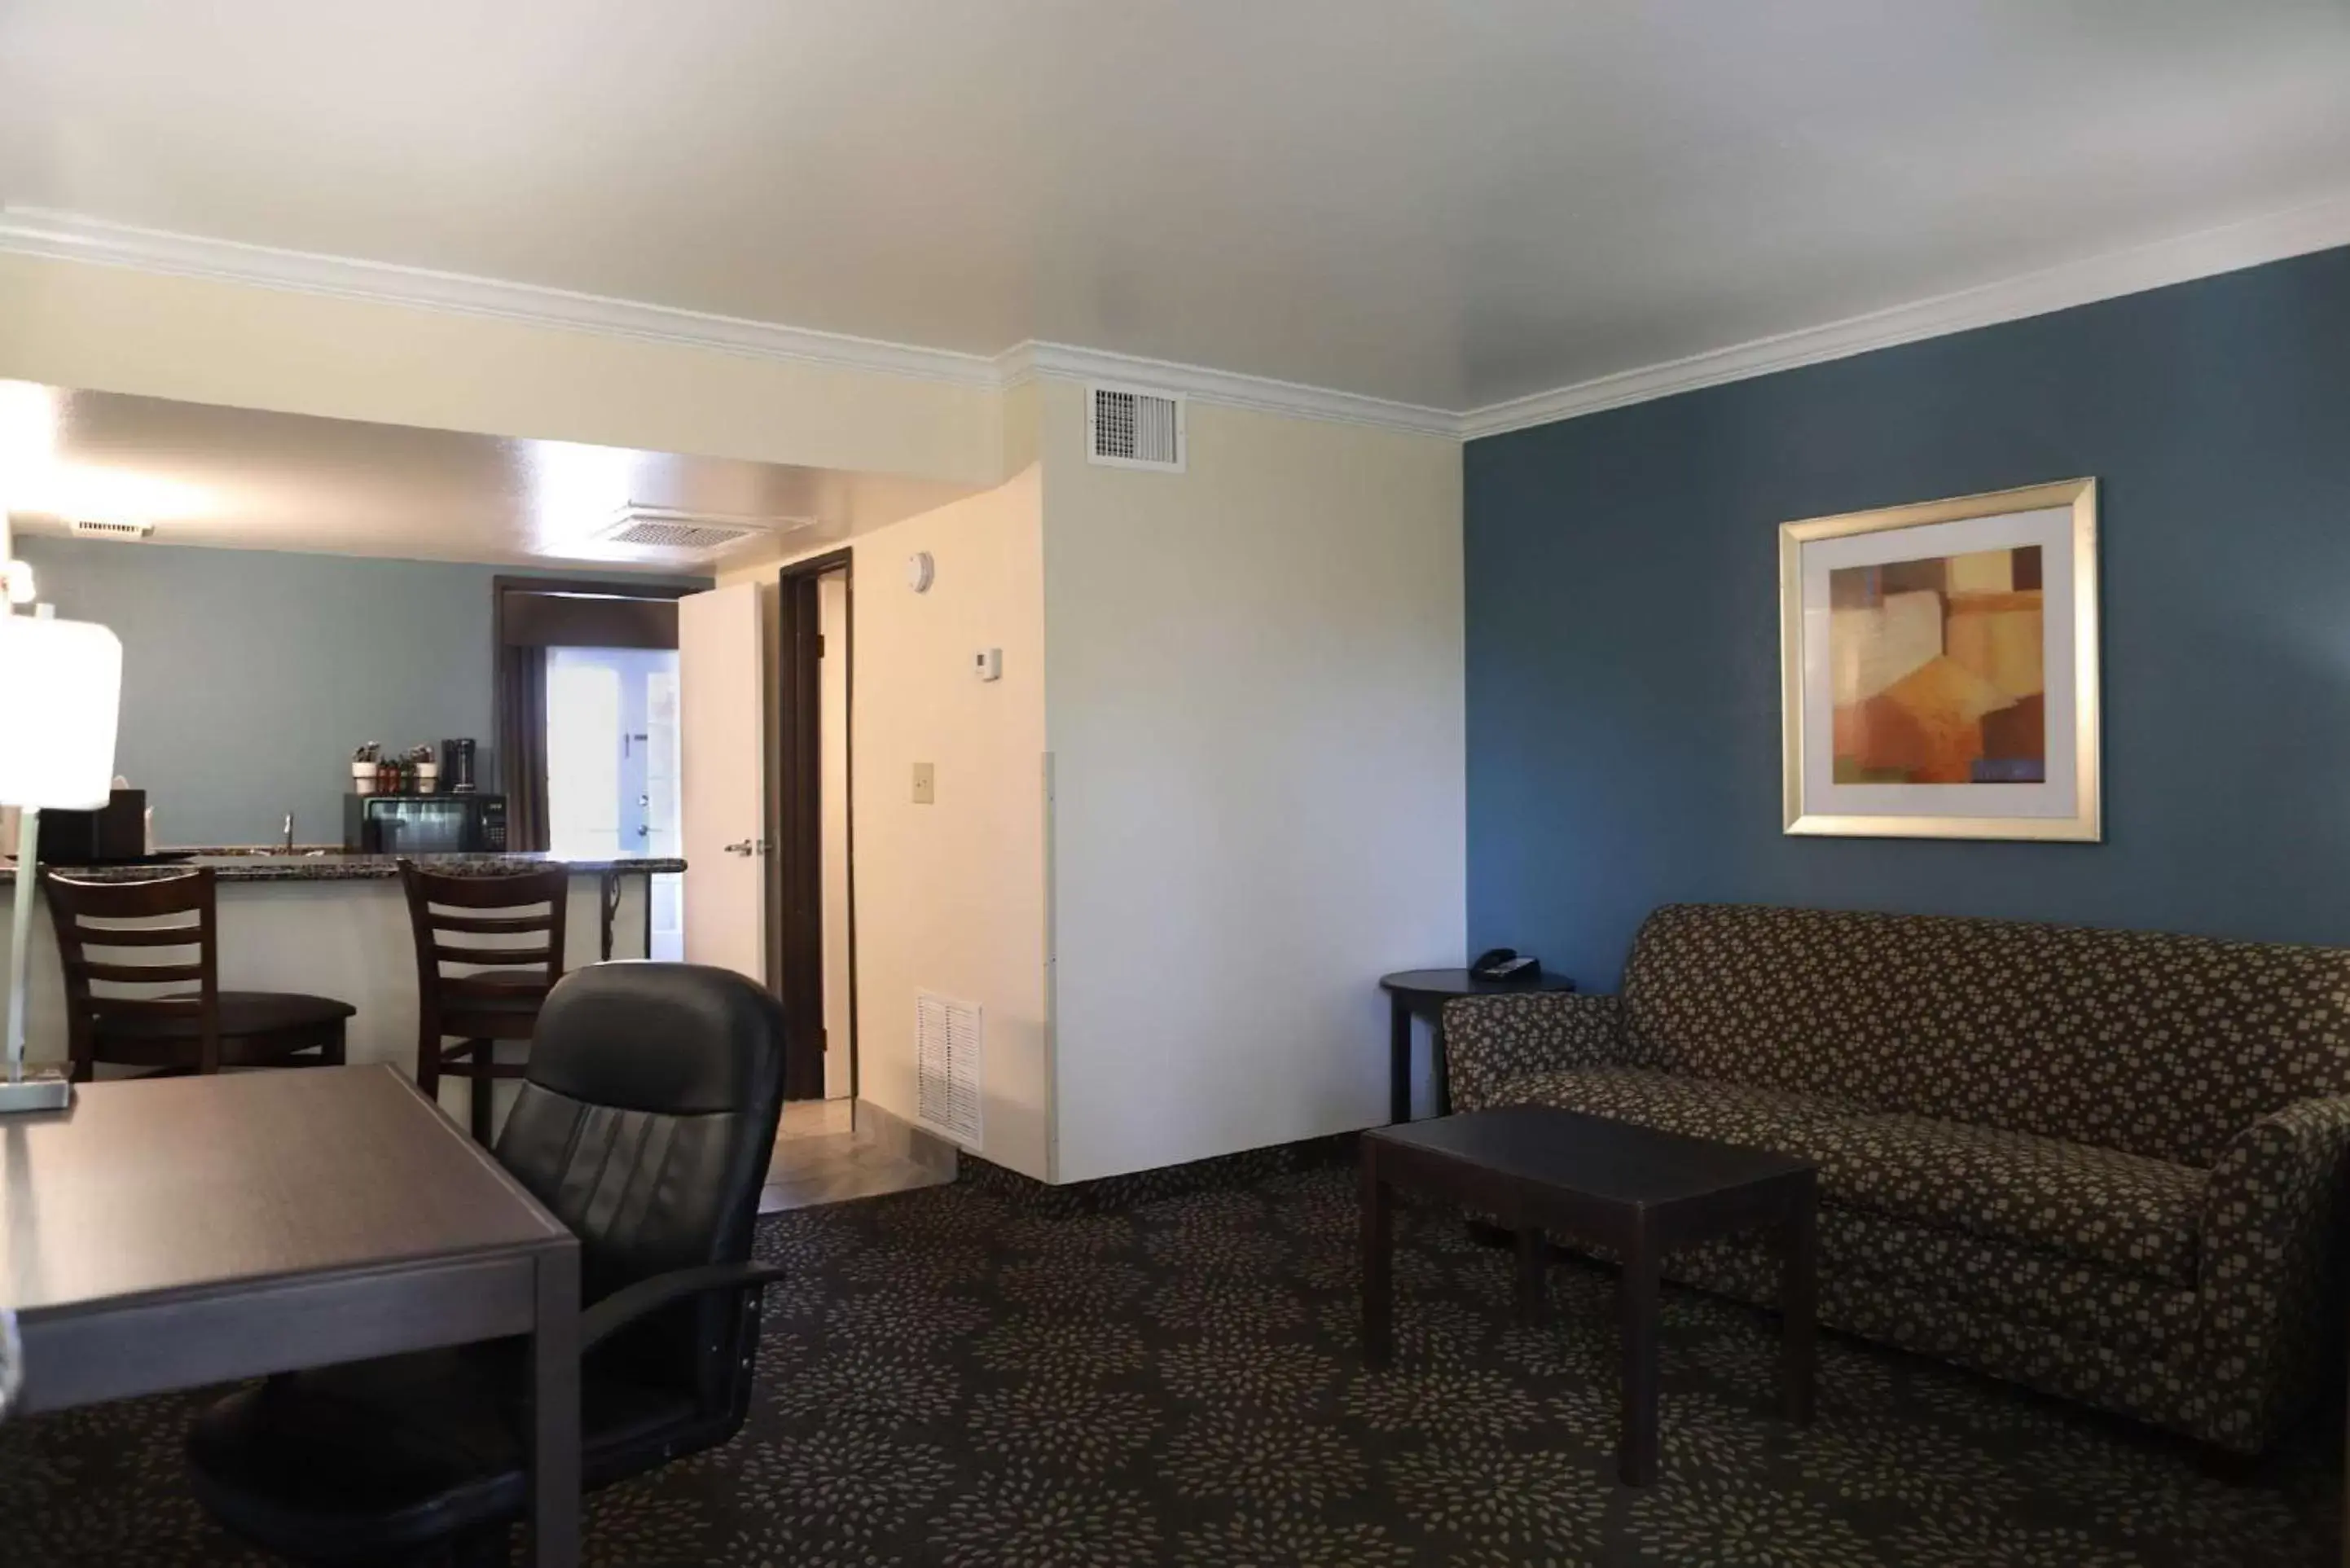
[69,518,156,540]
[914,991,983,1149]
[1088,384,1186,472]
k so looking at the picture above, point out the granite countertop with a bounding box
[0,851,687,885]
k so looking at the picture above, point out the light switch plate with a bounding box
[911,762,936,804]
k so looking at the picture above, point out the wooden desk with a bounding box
[1,1066,580,1565]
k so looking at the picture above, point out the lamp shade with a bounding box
[0,613,122,809]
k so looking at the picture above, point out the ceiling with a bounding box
[0,382,977,569]
[2,3,2348,413]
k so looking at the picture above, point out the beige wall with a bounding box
[1038,383,1465,1183]
[8,248,1465,1185]
[731,468,1052,1177]
[0,253,1006,486]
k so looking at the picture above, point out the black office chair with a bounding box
[183,963,788,1565]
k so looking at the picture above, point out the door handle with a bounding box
[723,839,756,856]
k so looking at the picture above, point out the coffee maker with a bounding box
[441,737,479,794]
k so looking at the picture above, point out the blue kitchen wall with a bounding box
[15,538,706,847]
[1465,244,2350,988]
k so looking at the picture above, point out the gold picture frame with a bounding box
[1779,477,2100,841]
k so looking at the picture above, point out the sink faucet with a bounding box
[282,810,294,854]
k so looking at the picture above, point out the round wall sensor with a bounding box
[907,551,936,593]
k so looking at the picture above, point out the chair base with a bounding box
[186,1342,731,1566]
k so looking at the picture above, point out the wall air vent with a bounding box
[1088,384,1186,472]
[914,991,983,1149]
[561,506,812,564]
[68,518,156,541]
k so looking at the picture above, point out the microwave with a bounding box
[344,793,508,855]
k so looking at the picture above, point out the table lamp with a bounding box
[0,607,123,1113]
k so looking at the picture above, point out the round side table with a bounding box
[1380,968,1577,1123]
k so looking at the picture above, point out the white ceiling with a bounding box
[2,2,2348,413]
[0,383,977,569]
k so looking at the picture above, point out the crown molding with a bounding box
[0,205,1005,388]
[1460,187,2350,441]
[10,191,2350,449]
[997,340,1461,438]
[0,205,1461,436]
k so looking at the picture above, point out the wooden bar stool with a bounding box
[43,867,354,1079]
[399,859,570,1142]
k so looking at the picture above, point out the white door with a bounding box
[678,583,766,981]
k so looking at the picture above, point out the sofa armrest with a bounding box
[2191,1093,2350,1449]
[1441,992,1629,1112]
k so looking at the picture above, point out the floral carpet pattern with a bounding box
[2,1161,2338,1566]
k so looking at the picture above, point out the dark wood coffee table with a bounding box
[1360,1105,1816,1486]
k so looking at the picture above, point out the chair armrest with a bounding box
[1441,992,1628,1112]
[581,1262,788,1352]
[2191,1093,2350,1448]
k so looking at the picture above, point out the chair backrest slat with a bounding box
[441,977,553,1004]
[80,960,207,986]
[65,921,204,947]
[429,943,560,968]
[428,912,554,935]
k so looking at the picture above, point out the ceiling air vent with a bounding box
[69,518,156,541]
[567,506,810,564]
[1088,384,1185,472]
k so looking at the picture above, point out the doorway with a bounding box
[545,644,684,959]
[772,550,854,1103]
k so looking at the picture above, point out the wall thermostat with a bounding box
[906,551,935,593]
[974,647,1003,682]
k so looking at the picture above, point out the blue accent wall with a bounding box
[1465,244,2350,988]
[15,538,705,848]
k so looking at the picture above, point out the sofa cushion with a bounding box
[1502,1067,2205,1287]
[1501,1064,1868,1149]
[1659,1209,2202,1359]
[1829,1111,2205,1287]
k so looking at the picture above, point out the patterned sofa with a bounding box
[1443,903,2350,1453]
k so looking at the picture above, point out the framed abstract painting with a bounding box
[1779,478,2100,841]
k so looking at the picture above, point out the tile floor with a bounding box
[757,1097,947,1214]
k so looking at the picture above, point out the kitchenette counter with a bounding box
[0,850,687,1129]
[0,850,687,884]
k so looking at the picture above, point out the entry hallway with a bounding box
[762,1099,948,1214]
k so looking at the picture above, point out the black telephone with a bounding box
[1469,948,1543,983]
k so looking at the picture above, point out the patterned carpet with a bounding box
[1,1158,2339,1566]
